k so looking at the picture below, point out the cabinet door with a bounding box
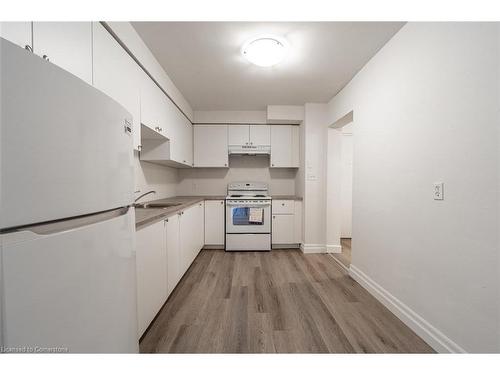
[204,200,225,245]
[195,201,205,251]
[270,125,300,168]
[0,22,32,50]
[271,125,293,168]
[33,22,92,84]
[168,101,193,167]
[165,214,181,295]
[250,125,270,146]
[135,221,167,338]
[179,208,194,273]
[294,201,302,244]
[140,71,167,136]
[228,125,249,146]
[272,214,295,244]
[93,22,141,150]
[194,125,228,167]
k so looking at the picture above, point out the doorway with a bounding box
[326,111,353,269]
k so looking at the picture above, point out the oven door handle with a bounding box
[226,202,270,207]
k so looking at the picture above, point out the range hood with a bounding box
[228,145,271,155]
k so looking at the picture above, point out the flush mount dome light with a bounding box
[242,36,288,67]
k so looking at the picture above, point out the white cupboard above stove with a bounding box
[228,124,271,154]
[194,125,228,167]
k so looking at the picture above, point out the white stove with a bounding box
[225,182,272,251]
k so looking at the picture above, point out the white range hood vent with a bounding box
[228,144,271,155]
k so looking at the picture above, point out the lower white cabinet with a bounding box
[204,200,225,246]
[272,200,302,246]
[135,220,167,338]
[165,214,181,295]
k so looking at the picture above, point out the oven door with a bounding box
[226,200,271,234]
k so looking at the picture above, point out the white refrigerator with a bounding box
[0,39,138,352]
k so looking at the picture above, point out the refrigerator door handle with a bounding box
[8,207,131,236]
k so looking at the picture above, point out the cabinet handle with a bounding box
[25,45,33,52]
[224,163,227,167]
[271,164,275,167]
[273,216,276,219]
[165,218,169,222]
[42,54,50,61]
[282,203,285,206]
[220,201,224,205]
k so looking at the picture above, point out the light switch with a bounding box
[433,182,444,200]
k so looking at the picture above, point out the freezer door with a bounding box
[0,39,134,230]
[0,208,138,353]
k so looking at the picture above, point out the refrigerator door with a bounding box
[0,207,138,353]
[0,39,134,230]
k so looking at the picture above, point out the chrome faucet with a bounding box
[134,190,156,203]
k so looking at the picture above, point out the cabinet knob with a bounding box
[220,201,224,205]
[272,164,275,167]
[224,163,227,167]
[42,54,50,61]
[273,216,276,219]
[282,203,285,206]
[25,45,33,52]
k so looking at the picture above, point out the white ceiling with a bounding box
[132,22,404,111]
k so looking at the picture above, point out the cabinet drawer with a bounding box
[272,200,294,214]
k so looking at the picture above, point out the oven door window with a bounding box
[232,207,264,225]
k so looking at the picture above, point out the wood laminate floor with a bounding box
[332,238,352,268]
[140,249,434,353]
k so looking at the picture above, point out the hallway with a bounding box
[140,249,433,353]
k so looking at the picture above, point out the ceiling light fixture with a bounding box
[242,36,288,67]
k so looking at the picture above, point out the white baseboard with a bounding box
[300,243,327,254]
[349,265,466,353]
[328,253,349,271]
[326,244,342,253]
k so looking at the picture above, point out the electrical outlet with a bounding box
[433,182,444,200]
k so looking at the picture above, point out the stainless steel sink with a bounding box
[135,202,182,209]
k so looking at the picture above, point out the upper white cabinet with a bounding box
[93,22,141,150]
[204,200,225,246]
[270,125,300,168]
[33,22,92,84]
[140,71,168,138]
[249,125,271,146]
[168,102,193,167]
[228,125,270,146]
[0,22,32,50]
[228,125,249,146]
[194,125,228,167]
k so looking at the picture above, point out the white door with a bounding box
[136,220,167,338]
[272,214,295,244]
[165,214,181,295]
[0,22,32,50]
[1,208,138,353]
[93,22,141,150]
[33,22,92,84]
[228,125,249,146]
[204,200,225,245]
[250,125,271,146]
[194,125,229,167]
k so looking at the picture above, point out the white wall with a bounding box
[193,110,267,124]
[177,156,297,196]
[326,23,499,353]
[133,153,178,202]
[301,103,328,252]
[340,127,353,238]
